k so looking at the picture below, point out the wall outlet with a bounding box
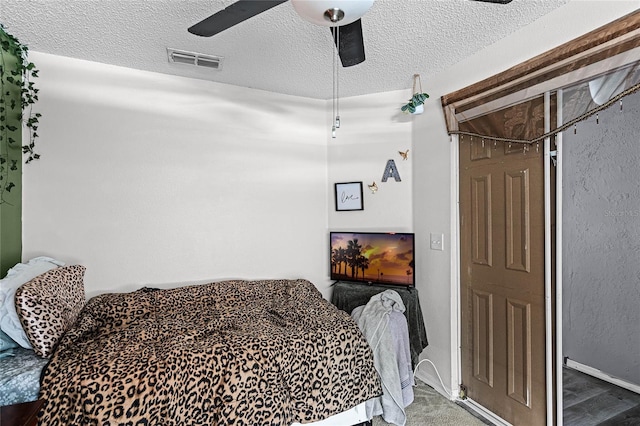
[430,233,444,251]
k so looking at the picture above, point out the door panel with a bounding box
[507,297,532,406]
[473,290,494,386]
[505,168,530,272]
[460,138,546,426]
[471,174,492,266]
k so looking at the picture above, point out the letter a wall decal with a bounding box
[381,159,401,182]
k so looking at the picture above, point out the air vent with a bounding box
[167,48,223,71]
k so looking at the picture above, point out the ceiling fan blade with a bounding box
[188,0,288,37]
[331,19,365,67]
[471,0,513,3]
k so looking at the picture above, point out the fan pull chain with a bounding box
[620,100,623,111]
[331,26,337,138]
[596,113,599,124]
[335,26,340,129]
[574,124,577,134]
[536,142,539,153]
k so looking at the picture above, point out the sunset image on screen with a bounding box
[330,232,414,286]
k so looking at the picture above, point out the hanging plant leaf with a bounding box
[401,91,430,114]
[412,92,430,104]
[0,25,42,203]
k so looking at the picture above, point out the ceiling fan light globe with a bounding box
[291,0,374,26]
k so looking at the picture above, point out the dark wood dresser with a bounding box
[0,400,44,426]
[331,281,428,368]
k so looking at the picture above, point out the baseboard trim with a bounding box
[413,370,510,426]
[413,370,456,401]
[565,358,640,395]
[460,398,513,426]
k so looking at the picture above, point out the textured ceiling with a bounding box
[1,0,570,99]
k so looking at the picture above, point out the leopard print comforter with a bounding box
[38,279,381,425]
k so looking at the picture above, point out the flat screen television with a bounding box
[330,232,415,287]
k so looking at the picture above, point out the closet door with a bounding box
[459,101,547,425]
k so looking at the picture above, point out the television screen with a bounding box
[330,232,415,287]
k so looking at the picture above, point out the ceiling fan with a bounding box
[188,0,513,68]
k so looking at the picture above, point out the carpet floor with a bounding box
[372,380,489,426]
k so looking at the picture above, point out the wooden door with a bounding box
[460,138,546,425]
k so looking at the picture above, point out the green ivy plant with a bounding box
[401,92,430,114]
[0,25,41,202]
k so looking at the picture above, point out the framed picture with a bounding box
[335,182,364,211]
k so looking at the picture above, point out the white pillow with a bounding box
[0,257,65,348]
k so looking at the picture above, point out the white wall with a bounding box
[22,53,332,299]
[327,91,413,231]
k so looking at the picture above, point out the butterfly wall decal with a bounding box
[368,181,378,194]
[399,150,409,160]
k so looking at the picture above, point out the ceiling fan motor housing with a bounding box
[291,0,374,26]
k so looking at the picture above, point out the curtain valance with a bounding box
[441,10,640,145]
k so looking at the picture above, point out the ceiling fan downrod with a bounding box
[324,8,345,24]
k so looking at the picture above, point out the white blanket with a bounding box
[352,290,414,426]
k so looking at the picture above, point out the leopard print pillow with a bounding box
[15,265,86,358]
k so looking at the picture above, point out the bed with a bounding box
[0,346,49,406]
[0,259,382,425]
